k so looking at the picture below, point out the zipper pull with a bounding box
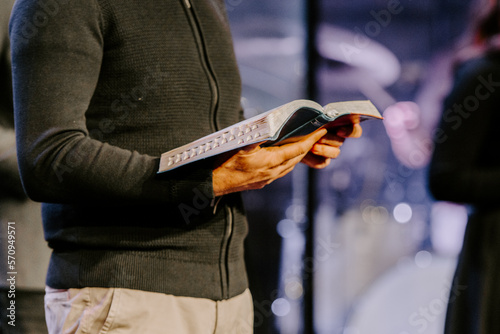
[211,196,223,214]
[183,0,191,9]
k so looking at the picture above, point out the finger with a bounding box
[269,128,328,163]
[334,125,353,137]
[348,123,363,138]
[336,123,362,138]
[300,127,329,145]
[310,143,341,159]
[302,153,331,169]
[316,133,345,147]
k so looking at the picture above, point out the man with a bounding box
[9,0,361,332]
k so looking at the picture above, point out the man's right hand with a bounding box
[212,128,329,197]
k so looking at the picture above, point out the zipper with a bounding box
[182,0,220,133]
[181,0,229,298]
[219,205,233,298]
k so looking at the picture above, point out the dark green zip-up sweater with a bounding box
[9,0,248,300]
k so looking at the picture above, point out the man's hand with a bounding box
[212,123,362,196]
[213,128,328,196]
[301,123,362,168]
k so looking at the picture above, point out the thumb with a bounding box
[303,127,329,145]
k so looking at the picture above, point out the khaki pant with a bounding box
[44,287,253,334]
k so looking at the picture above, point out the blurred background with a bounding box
[227,0,474,333]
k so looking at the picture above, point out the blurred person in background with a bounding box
[0,0,50,332]
[428,0,500,332]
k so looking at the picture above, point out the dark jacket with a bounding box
[9,0,248,300]
[429,52,500,333]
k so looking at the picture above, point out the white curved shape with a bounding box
[317,24,401,88]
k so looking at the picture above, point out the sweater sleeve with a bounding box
[428,58,500,206]
[9,0,214,204]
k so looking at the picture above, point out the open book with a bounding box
[158,99,382,173]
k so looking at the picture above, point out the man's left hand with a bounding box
[301,123,362,169]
